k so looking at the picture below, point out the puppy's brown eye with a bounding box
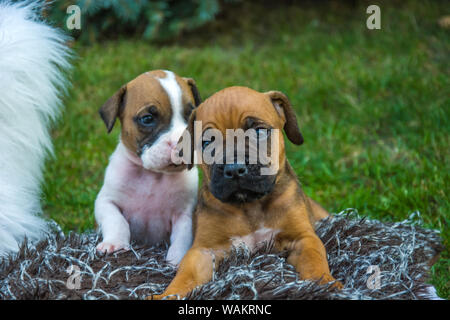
[138,114,155,126]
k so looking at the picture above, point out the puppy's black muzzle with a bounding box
[209,162,276,203]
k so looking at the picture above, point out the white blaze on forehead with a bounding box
[158,70,185,127]
[140,70,187,171]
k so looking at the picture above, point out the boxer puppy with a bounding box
[95,70,200,265]
[151,86,342,299]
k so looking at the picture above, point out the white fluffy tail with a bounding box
[0,1,72,257]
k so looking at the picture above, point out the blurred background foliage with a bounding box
[48,0,237,43]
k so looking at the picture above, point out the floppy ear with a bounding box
[183,77,202,107]
[186,109,197,170]
[99,85,127,133]
[264,90,303,145]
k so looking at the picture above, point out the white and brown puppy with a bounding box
[95,70,200,265]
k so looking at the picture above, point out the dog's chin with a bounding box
[229,189,269,203]
[143,162,186,174]
[212,187,273,204]
[162,163,187,173]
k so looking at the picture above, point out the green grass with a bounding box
[43,1,449,298]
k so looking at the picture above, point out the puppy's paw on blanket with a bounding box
[96,240,130,254]
[165,245,188,266]
[318,274,343,290]
[147,293,180,300]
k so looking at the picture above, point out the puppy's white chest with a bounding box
[231,227,280,252]
[100,144,198,245]
[118,169,196,242]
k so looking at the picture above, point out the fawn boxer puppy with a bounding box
[95,70,200,265]
[151,86,342,299]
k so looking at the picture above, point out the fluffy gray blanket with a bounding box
[0,210,444,300]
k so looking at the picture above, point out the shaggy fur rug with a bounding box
[0,209,444,300]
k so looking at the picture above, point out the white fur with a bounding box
[96,142,198,265]
[140,70,187,171]
[0,1,71,257]
[96,71,198,265]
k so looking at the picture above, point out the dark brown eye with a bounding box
[138,114,155,126]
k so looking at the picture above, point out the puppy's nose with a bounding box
[224,164,248,179]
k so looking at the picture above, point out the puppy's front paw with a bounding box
[319,274,343,290]
[165,246,187,266]
[147,293,181,300]
[96,240,130,254]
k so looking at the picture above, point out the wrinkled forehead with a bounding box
[196,87,281,131]
[123,71,193,115]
